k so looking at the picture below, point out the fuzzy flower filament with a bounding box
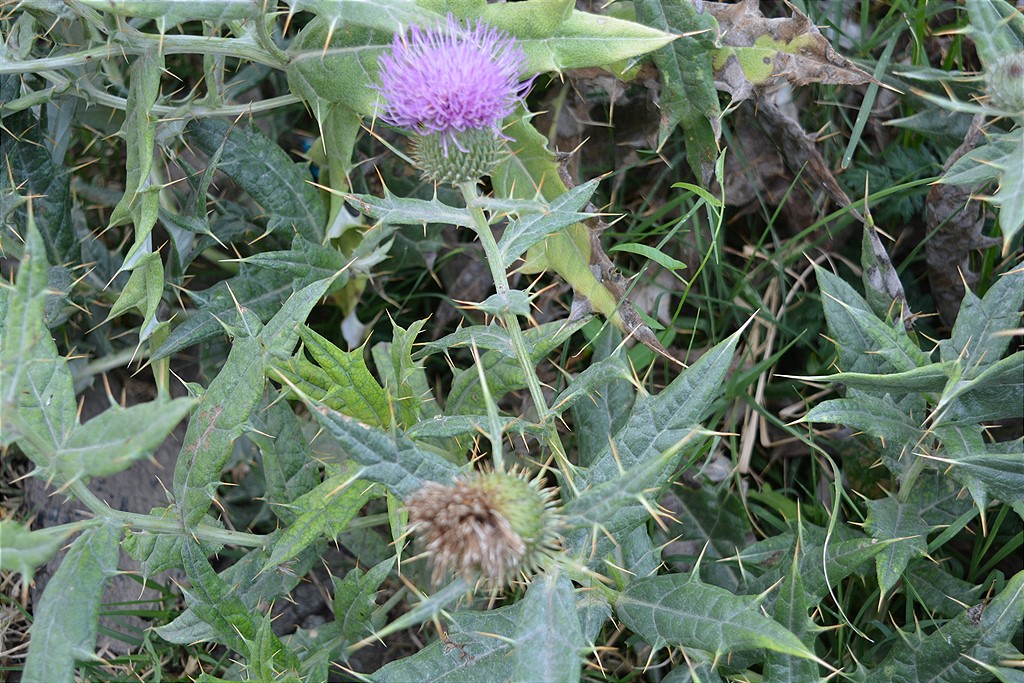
[377,15,530,183]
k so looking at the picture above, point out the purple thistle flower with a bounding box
[377,15,530,145]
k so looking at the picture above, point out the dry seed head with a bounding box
[406,469,561,586]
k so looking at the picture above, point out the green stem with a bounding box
[68,480,267,547]
[897,453,927,503]
[1,32,286,75]
[458,182,576,480]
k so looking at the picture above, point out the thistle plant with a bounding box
[2,1,1021,682]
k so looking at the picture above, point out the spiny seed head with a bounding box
[406,469,561,587]
[986,52,1024,115]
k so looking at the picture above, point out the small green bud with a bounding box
[412,129,503,185]
[986,52,1024,114]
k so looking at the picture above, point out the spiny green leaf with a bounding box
[864,496,930,596]
[152,265,293,361]
[59,397,195,481]
[802,394,924,446]
[109,51,163,272]
[816,266,929,374]
[77,0,258,24]
[308,401,461,499]
[345,190,474,228]
[183,118,325,243]
[863,570,1024,683]
[24,523,120,682]
[763,551,826,683]
[274,325,390,426]
[375,571,587,683]
[332,557,396,640]
[262,471,377,571]
[104,251,164,341]
[498,178,598,267]
[1,110,77,265]
[0,520,72,583]
[157,543,321,645]
[446,317,589,415]
[633,0,720,180]
[615,572,822,663]
[179,539,298,670]
[172,313,265,528]
[941,264,1024,376]
[0,207,76,459]
[247,399,321,525]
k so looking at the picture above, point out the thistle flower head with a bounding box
[406,469,560,587]
[377,15,530,183]
[378,15,529,138]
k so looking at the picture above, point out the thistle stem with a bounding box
[459,182,573,477]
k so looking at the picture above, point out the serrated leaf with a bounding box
[183,118,325,243]
[345,190,474,228]
[58,397,194,481]
[2,110,78,265]
[247,399,321,525]
[179,539,296,664]
[172,316,265,528]
[24,523,120,683]
[375,570,587,683]
[938,351,1023,424]
[446,317,589,415]
[634,0,720,179]
[0,520,71,582]
[275,325,390,426]
[332,557,395,640]
[308,402,461,499]
[744,525,895,603]
[550,355,634,417]
[263,471,376,571]
[816,266,930,374]
[933,423,1024,507]
[563,326,742,560]
[415,322,515,359]
[406,414,545,439]
[763,551,825,683]
[109,51,163,272]
[863,570,1024,683]
[77,0,258,23]
[571,327,635,466]
[801,363,951,396]
[289,0,423,32]
[904,560,984,619]
[157,543,320,644]
[864,496,929,596]
[802,394,924,447]
[615,572,821,663]
[665,484,751,591]
[104,251,164,341]
[153,265,293,360]
[942,265,1024,376]
[498,178,598,267]
[0,209,76,459]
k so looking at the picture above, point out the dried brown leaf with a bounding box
[707,0,876,101]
